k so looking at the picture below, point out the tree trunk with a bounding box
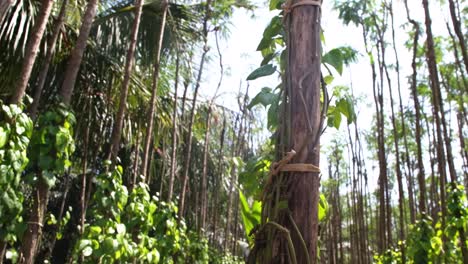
[448,0,468,73]
[422,0,448,238]
[59,0,99,105]
[140,0,168,178]
[404,0,427,213]
[10,0,54,105]
[178,0,211,218]
[0,241,6,264]
[389,2,415,223]
[29,0,69,119]
[273,2,322,262]
[211,111,226,245]
[107,0,144,162]
[167,51,180,202]
[200,107,211,232]
[19,178,49,264]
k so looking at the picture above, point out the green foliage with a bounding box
[239,190,262,244]
[374,248,402,264]
[323,46,358,75]
[74,164,221,263]
[327,91,356,129]
[27,103,76,188]
[318,193,329,222]
[0,101,32,244]
[246,64,277,81]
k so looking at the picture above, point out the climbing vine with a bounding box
[0,101,32,246]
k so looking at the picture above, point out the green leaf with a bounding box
[269,0,283,10]
[318,194,328,221]
[247,64,277,81]
[323,49,344,75]
[257,16,282,51]
[248,87,277,109]
[0,127,8,148]
[267,97,280,130]
[239,191,261,243]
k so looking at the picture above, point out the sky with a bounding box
[195,0,458,193]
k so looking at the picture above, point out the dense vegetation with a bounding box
[0,0,467,263]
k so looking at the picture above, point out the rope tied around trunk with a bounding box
[282,0,322,16]
[263,149,321,201]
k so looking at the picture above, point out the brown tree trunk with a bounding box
[140,0,168,178]
[60,0,99,105]
[0,241,6,264]
[448,0,468,73]
[178,0,211,218]
[380,30,406,257]
[200,107,211,232]
[19,178,49,264]
[10,0,54,105]
[107,0,144,162]
[404,0,427,214]
[29,0,69,119]
[272,2,322,262]
[167,51,180,202]
[389,2,415,223]
[422,0,448,237]
[211,111,226,244]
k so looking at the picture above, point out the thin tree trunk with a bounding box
[29,0,69,119]
[422,1,448,242]
[405,0,427,213]
[59,0,99,105]
[20,1,98,261]
[10,0,54,105]
[167,51,180,202]
[200,107,211,232]
[211,111,226,245]
[140,0,168,178]
[107,0,144,162]
[389,1,415,223]
[178,0,211,218]
[0,241,6,264]
[224,117,240,251]
[448,0,468,73]
[380,29,406,258]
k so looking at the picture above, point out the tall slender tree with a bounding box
[19,1,99,262]
[29,0,69,119]
[10,0,54,105]
[141,0,169,179]
[108,0,144,163]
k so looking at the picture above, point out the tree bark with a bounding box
[405,0,427,213]
[10,0,54,105]
[60,0,99,105]
[211,111,226,244]
[448,0,468,73]
[200,107,211,232]
[167,51,180,202]
[19,178,49,264]
[273,2,322,262]
[140,0,168,178]
[422,0,448,237]
[29,0,69,119]
[107,0,144,162]
[178,0,211,218]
